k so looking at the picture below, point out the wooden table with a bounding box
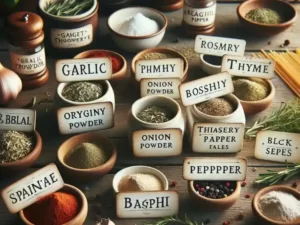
[0,2,300,225]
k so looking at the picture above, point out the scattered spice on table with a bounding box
[196,97,234,116]
[258,191,300,222]
[241,181,247,187]
[23,192,80,225]
[137,106,174,123]
[140,52,173,60]
[64,142,108,169]
[203,55,222,66]
[117,13,159,36]
[87,52,122,73]
[0,130,33,163]
[118,173,163,192]
[245,8,282,24]
[174,47,200,61]
[245,194,251,198]
[62,81,104,102]
[45,0,94,16]
[233,78,269,101]
[170,181,177,187]
[143,215,203,225]
[284,39,290,46]
[193,181,236,199]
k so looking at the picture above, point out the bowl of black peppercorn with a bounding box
[188,180,241,211]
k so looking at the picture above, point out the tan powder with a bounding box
[118,173,163,192]
[233,78,269,101]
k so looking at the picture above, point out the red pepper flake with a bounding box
[225,182,231,188]
[223,221,230,225]
[246,194,251,198]
[170,181,177,187]
[241,181,247,187]
[87,52,122,73]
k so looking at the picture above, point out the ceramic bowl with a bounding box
[57,132,117,181]
[237,0,297,36]
[20,184,88,225]
[199,54,222,75]
[99,0,133,15]
[188,181,241,211]
[112,165,169,193]
[131,47,189,82]
[235,79,275,115]
[107,7,168,53]
[0,131,42,173]
[252,185,300,225]
[74,49,127,80]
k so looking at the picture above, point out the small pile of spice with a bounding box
[0,130,33,163]
[118,173,163,192]
[193,181,236,199]
[62,81,104,102]
[87,52,122,73]
[258,191,300,222]
[137,106,174,123]
[196,97,234,116]
[233,78,269,101]
[245,8,282,24]
[174,47,200,61]
[64,142,108,169]
[140,52,173,60]
[23,191,80,225]
[117,13,160,36]
[203,55,222,66]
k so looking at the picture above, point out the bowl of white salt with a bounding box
[252,185,300,225]
[107,7,167,53]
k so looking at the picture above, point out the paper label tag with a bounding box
[221,55,274,79]
[183,4,216,26]
[179,72,234,106]
[56,58,112,82]
[1,164,64,214]
[192,123,244,153]
[183,157,247,181]
[194,35,246,57]
[132,129,183,157]
[57,102,114,135]
[135,58,184,81]
[0,109,36,132]
[51,24,93,49]
[116,191,179,219]
[140,78,181,99]
[255,131,300,163]
[10,48,46,75]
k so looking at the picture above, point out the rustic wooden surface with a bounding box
[0,2,300,225]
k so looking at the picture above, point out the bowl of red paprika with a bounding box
[74,49,127,80]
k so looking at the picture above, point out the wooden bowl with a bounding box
[74,49,127,80]
[237,0,297,36]
[252,185,300,225]
[20,184,88,225]
[188,181,241,211]
[57,132,117,181]
[0,131,42,174]
[237,79,275,115]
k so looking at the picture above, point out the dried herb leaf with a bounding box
[137,106,173,123]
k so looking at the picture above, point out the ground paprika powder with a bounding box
[88,52,122,74]
[23,192,80,225]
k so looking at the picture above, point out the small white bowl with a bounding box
[107,7,168,53]
[200,54,222,75]
[112,165,169,193]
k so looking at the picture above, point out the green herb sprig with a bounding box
[45,0,94,16]
[143,215,203,225]
[255,164,300,186]
[245,98,300,139]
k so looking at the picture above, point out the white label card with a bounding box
[192,123,245,153]
[183,158,247,181]
[179,72,234,106]
[57,102,114,135]
[194,35,246,57]
[1,164,64,214]
[0,109,36,132]
[135,58,184,81]
[140,78,181,99]
[56,58,113,82]
[116,191,179,219]
[255,131,300,163]
[132,129,183,157]
[221,55,274,79]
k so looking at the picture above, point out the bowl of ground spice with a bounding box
[188,180,241,211]
[112,165,168,193]
[252,185,300,225]
[74,49,127,80]
[20,184,88,225]
[233,77,275,114]
[0,130,42,173]
[58,132,117,180]
[237,0,297,36]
